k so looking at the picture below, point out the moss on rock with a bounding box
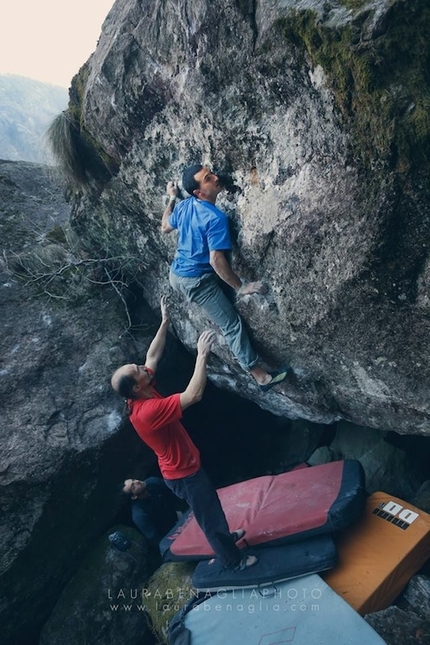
[145,561,197,643]
[279,1,430,174]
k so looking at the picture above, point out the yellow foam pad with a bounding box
[323,491,430,615]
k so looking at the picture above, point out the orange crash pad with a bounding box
[323,491,430,615]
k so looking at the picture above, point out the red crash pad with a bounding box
[160,459,365,561]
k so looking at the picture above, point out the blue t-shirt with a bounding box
[168,197,232,277]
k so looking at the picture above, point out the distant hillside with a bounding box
[0,75,68,164]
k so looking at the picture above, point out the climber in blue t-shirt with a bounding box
[161,164,289,392]
[169,197,231,278]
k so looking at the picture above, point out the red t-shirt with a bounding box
[129,387,201,480]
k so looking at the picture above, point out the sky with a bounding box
[0,0,115,88]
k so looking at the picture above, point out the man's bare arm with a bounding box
[209,250,267,295]
[161,181,179,234]
[209,250,242,290]
[145,296,170,372]
[180,331,215,410]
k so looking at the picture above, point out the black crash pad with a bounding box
[192,534,337,591]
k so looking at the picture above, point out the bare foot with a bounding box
[251,366,291,391]
[249,366,271,385]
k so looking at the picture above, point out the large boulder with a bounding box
[39,525,155,645]
[329,421,427,499]
[402,574,430,621]
[412,481,430,515]
[365,606,430,645]
[56,0,430,434]
[0,160,157,645]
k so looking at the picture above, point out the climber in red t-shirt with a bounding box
[111,296,257,571]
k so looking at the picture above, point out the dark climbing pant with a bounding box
[164,468,241,568]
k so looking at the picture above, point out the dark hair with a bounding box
[116,374,137,399]
[182,164,203,195]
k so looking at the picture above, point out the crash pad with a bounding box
[192,535,337,591]
[160,460,365,561]
[323,491,430,615]
[169,573,387,645]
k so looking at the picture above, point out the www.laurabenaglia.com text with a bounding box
[107,586,322,613]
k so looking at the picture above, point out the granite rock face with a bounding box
[403,574,430,621]
[0,160,156,645]
[365,606,430,645]
[60,0,430,435]
[39,526,155,645]
[329,421,427,500]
